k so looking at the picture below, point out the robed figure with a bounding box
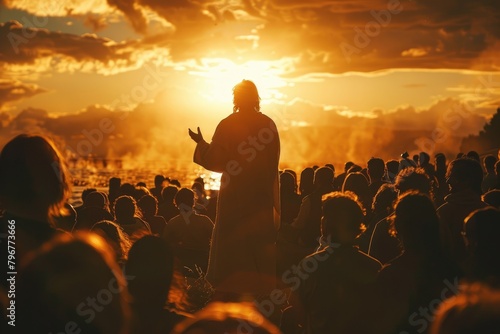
[189,80,280,296]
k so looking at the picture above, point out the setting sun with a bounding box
[189,58,289,103]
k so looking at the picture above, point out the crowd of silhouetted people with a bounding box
[1,133,500,333]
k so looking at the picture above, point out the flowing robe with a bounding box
[193,111,280,295]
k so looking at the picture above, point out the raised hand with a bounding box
[188,127,204,143]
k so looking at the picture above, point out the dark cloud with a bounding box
[0,79,47,108]
[0,20,130,64]
[107,0,148,33]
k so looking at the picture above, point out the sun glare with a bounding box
[189,58,288,104]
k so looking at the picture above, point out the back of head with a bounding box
[133,186,150,201]
[313,166,334,192]
[192,181,205,196]
[395,167,431,196]
[283,168,297,180]
[435,153,447,167]
[162,185,179,202]
[464,207,500,254]
[419,151,430,166]
[322,191,365,243]
[482,189,500,209]
[175,187,195,209]
[466,150,481,162]
[347,164,362,174]
[17,233,130,334]
[386,159,399,180]
[300,167,314,194]
[114,195,137,221]
[120,183,136,197]
[280,171,297,194]
[86,191,107,209]
[447,158,483,195]
[344,161,354,173]
[82,187,98,205]
[431,283,500,334]
[367,157,385,181]
[171,302,281,334]
[342,172,369,197]
[137,194,158,216]
[154,174,165,187]
[392,192,440,253]
[484,155,497,172]
[91,220,131,263]
[372,183,397,214]
[125,235,174,307]
[0,134,71,221]
[232,79,261,113]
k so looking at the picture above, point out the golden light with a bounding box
[188,58,289,104]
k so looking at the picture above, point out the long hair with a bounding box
[0,134,71,222]
[232,79,261,113]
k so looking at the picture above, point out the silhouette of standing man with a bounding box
[189,80,280,297]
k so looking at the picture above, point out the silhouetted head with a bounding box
[321,191,365,244]
[386,159,399,182]
[17,232,130,334]
[133,186,150,201]
[154,174,165,188]
[314,166,334,193]
[466,150,480,162]
[192,181,206,198]
[233,80,261,113]
[0,134,71,222]
[496,160,500,176]
[435,153,446,165]
[482,189,500,209]
[367,157,385,182]
[342,172,369,201]
[280,171,297,194]
[391,192,441,254]
[484,155,497,173]
[463,207,500,253]
[372,183,397,215]
[344,161,354,173]
[114,195,140,221]
[137,194,158,217]
[419,152,430,166]
[119,182,136,197]
[300,167,315,195]
[92,220,131,263]
[325,164,335,174]
[162,185,179,203]
[175,188,195,210]
[170,179,181,188]
[446,158,483,195]
[395,167,431,197]
[347,164,362,174]
[86,191,108,209]
[109,177,121,190]
[82,187,98,205]
[194,176,205,187]
[125,235,174,309]
[171,302,280,334]
[431,283,500,334]
[283,168,297,180]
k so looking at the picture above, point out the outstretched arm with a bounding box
[189,126,227,173]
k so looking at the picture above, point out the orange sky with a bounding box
[1,0,499,168]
